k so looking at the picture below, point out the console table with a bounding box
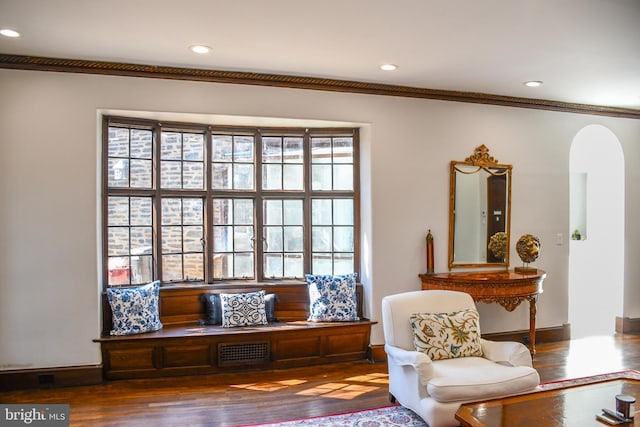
[419,269,546,353]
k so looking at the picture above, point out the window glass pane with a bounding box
[130,159,152,188]
[312,199,332,224]
[283,137,303,163]
[262,164,282,190]
[130,197,152,226]
[284,253,303,278]
[284,226,303,251]
[234,225,253,251]
[183,253,204,280]
[234,136,254,162]
[214,226,233,252]
[334,253,354,275]
[312,226,332,252]
[333,137,353,164]
[108,197,129,226]
[213,199,232,224]
[183,134,204,161]
[333,226,354,252]
[283,200,303,225]
[162,226,182,253]
[162,199,182,225]
[161,132,182,160]
[264,200,283,225]
[333,165,353,190]
[131,255,153,284]
[108,158,129,187]
[262,137,282,163]
[130,129,152,159]
[183,226,203,252]
[234,253,254,278]
[212,163,232,189]
[333,199,353,225]
[265,253,283,277]
[265,227,283,252]
[312,164,331,190]
[312,254,332,275]
[283,164,303,190]
[183,162,204,189]
[109,128,130,157]
[183,199,203,225]
[212,135,232,162]
[131,227,153,255]
[311,137,331,164]
[234,164,254,190]
[163,254,183,281]
[161,161,182,188]
[108,228,129,256]
[108,257,130,285]
[234,199,254,224]
[214,253,232,279]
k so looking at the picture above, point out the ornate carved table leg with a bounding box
[528,296,538,354]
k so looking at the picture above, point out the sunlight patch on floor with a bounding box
[296,383,378,399]
[230,379,308,392]
[345,373,389,384]
[565,335,624,379]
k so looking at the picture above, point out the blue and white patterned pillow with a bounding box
[106,281,163,336]
[306,273,360,322]
[220,290,268,327]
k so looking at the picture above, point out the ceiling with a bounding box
[1,0,639,110]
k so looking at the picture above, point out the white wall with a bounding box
[1,68,639,370]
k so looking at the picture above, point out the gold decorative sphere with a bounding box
[516,234,540,264]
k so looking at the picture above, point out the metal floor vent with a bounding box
[218,342,269,366]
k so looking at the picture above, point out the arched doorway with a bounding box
[569,125,624,338]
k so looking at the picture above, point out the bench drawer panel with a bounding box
[272,336,322,360]
[107,348,155,370]
[162,344,211,368]
[326,331,368,356]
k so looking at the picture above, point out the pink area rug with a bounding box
[235,370,640,427]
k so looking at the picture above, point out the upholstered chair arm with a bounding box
[480,339,533,367]
[385,344,434,385]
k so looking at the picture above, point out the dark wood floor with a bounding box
[1,334,639,426]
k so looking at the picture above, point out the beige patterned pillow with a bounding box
[410,309,483,360]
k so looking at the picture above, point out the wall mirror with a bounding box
[448,145,512,269]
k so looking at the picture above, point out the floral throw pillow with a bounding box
[306,273,360,322]
[410,309,483,360]
[106,281,163,336]
[220,290,268,327]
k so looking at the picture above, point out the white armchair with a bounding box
[382,290,539,427]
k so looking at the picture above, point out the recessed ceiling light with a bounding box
[380,64,398,71]
[524,81,543,87]
[189,45,211,54]
[0,28,21,38]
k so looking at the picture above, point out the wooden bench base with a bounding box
[96,283,374,380]
[95,320,374,380]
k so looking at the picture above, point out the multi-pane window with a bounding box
[103,117,359,286]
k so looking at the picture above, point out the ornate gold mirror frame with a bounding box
[448,145,512,269]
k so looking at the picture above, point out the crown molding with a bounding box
[1,53,639,119]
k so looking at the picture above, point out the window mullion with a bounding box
[153,123,163,283]
[204,130,214,284]
[255,130,265,281]
[303,130,312,277]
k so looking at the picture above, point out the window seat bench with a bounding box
[94,283,375,380]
